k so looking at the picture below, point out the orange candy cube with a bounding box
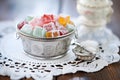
[46,31,59,38]
[53,31,59,37]
[46,32,52,38]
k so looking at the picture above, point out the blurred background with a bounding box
[0,0,120,37]
[0,0,78,21]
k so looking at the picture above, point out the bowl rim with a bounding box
[17,28,75,41]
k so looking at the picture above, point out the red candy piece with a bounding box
[57,26,68,35]
[59,31,63,35]
[41,14,55,25]
[30,14,55,27]
[17,21,27,30]
[59,30,68,35]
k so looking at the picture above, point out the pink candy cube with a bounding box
[43,22,56,31]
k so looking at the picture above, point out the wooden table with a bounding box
[0,0,120,80]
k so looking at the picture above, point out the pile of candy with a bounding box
[17,14,75,38]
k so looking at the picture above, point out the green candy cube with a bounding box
[21,24,33,35]
[33,26,46,38]
[66,24,75,32]
[25,16,34,22]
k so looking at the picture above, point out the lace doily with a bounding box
[0,30,120,80]
[0,22,120,80]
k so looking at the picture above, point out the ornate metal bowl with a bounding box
[17,29,75,60]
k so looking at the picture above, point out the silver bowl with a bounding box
[17,29,74,60]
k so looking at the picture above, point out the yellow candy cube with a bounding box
[58,16,71,27]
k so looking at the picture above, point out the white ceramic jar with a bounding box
[76,0,114,44]
[77,0,113,25]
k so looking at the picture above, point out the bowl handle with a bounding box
[16,32,20,39]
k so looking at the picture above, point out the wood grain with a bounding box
[1,61,120,80]
[57,62,120,80]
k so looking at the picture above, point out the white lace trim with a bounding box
[0,31,120,80]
